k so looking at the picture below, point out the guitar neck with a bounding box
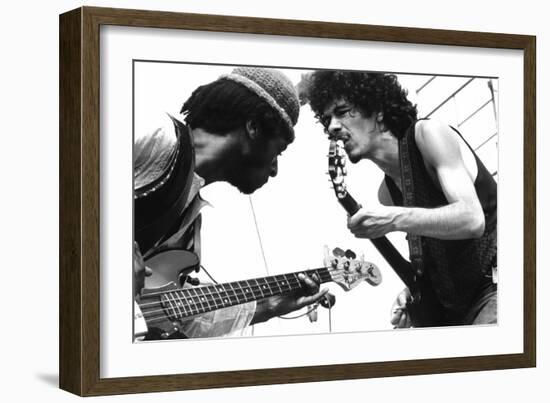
[339,191,415,288]
[370,237,415,287]
[140,267,332,324]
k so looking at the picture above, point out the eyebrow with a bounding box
[320,102,352,124]
[333,102,351,110]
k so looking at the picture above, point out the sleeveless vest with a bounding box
[385,121,497,320]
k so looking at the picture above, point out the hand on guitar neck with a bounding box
[251,272,329,325]
[347,206,399,239]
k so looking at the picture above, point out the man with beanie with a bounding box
[302,70,497,328]
[133,67,327,339]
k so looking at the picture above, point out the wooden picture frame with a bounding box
[59,6,536,396]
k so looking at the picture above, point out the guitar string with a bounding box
[139,281,326,314]
[139,273,330,308]
[138,270,343,315]
[140,281,343,326]
[138,272,350,324]
[138,266,333,300]
[139,276,336,319]
[141,279,345,326]
[138,266,343,307]
[139,279,330,316]
[140,258,364,317]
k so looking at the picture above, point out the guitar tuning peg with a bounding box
[332,247,345,257]
[343,260,350,271]
[344,249,356,259]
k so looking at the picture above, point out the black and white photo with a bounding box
[132,62,499,340]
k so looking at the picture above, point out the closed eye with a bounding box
[334,107,353,117]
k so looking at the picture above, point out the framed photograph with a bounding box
[59,6,536,396]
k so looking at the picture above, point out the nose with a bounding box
[327,116,342,137]
[270,158,278,177]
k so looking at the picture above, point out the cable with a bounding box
[249,196,270,276]
[199,264,219,284]
[278,305,320,320]
[278,294,334,333]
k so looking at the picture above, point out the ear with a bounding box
[245,119,260,141]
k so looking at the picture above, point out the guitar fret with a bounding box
[188,289,200,316]
[204,285,220,310]
[252,278,265,299]
[291,272,302,291]
[189,288,206,314]
[284,273,300,291]
[168,291,184,319]
[175,290,189,318]
[238,280,253,303]
[233,281,247,303]
[214,285,226,308]
[257,277,273,298]
[228,282,242,305]
[308,268,329,283]
[271,275,284,294]
[164,293,177,319]
[197,287,212,313]
[216,283,232,307]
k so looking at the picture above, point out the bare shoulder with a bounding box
[414,119,462,167]
[415,119,457,146]
[378,180,394,206]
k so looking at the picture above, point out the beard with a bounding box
[225,150,270,195]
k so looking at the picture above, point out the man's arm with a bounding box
[349,120,485,240]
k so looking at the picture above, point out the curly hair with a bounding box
[181,78,293,142]
[303,71,418,139]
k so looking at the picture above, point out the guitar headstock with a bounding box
[324,246,382,291]
[327,140,349,200]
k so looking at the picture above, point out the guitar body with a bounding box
[137,249,200,339]
[406,285,447,327]
[144,249,200,288]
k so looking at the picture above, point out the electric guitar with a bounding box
[134,246,382,339]
[327,140,444,327]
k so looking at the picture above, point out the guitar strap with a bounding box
[397,123,425,300]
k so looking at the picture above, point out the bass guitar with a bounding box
[327,140,444,327]
[135,246,381,339]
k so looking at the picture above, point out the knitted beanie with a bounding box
[220,67,300,137]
